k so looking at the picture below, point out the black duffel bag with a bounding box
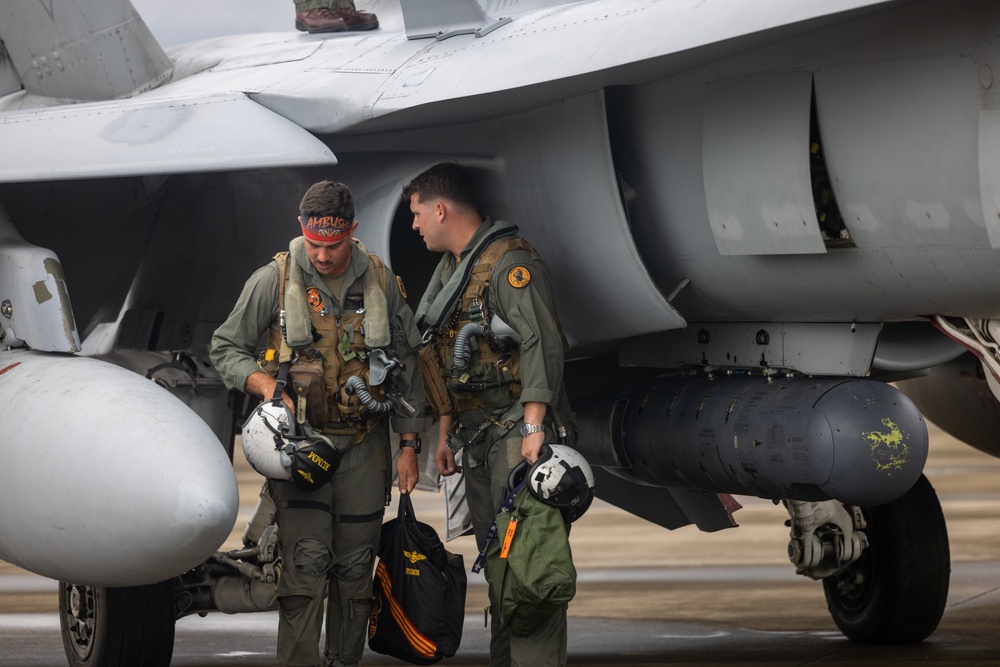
[368,493,467,665]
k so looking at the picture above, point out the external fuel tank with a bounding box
[575,375,927,507]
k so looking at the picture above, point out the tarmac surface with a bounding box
[2,421,999,666]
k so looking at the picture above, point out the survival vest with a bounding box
[260,245,389,432]
[424,236,534,415]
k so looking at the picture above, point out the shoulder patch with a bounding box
[507,266,531,288]
[306,287,324,312]
[396,275,408,299]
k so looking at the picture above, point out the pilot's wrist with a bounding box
[399,437,422,454]
[519,422,544,437]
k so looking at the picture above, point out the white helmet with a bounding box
[526,444,596,522]
[241,402,294,481]
[241,401,341,492]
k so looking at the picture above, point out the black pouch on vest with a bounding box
[289,355,327,427]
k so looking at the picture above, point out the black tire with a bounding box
[59,580,176,667]
[822,474,950,643]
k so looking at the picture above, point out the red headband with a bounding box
[300,213,353,242]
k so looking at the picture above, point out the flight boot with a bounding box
[295,8,347,33]
[327,7,379,31]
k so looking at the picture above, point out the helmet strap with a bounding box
[271,360,292,404]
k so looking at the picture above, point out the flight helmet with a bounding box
[241,401,341,492]
[524,444,596,522]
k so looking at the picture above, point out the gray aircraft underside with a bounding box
[1,0,999,664]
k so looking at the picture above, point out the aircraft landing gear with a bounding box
[59,580,175,667]
[821,474,950,643]
[785,474,950,643]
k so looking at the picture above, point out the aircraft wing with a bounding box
[0,92,335,182]
[155,0,901,136]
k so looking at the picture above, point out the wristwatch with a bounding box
[399,438,421,454]
[519,422,544,437]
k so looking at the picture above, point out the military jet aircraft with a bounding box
[2,0,1000,664]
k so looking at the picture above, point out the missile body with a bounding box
[0,349,239,586]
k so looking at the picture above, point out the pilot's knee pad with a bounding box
[291,537,331,576]
[331,545,375,590]
[279,537,331,598]
[278,594,310,612]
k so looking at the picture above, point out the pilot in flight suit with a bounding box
[211,180,425,667]
[405,162,577,667]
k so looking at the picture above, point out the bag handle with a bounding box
[396,492,415,527]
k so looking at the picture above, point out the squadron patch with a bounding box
[507,266,531,288]
[306,287,324,312]
[396,275,408,299]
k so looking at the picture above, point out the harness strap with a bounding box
[332,510,385,524]
[285,500,331,512]
[283,501,383,524]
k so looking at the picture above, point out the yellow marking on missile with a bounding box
[863,417,910,474]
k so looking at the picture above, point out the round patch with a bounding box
[306,287,324,312]
[507,266,531,288]
[396,275,408,299]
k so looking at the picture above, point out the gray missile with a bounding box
[575,375,927,507]
[0,349,239,586]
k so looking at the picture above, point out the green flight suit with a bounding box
[211,240,425,667]
[294,0,355,12]
[417,218,575,667]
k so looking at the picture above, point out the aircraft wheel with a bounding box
[822,474,950,643]
[59,580,176,667]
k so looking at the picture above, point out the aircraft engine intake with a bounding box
[574,375,927,507]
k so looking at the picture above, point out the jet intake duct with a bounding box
[574,375,927,507]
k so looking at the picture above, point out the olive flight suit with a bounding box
[294,0,355,13]
[211,239,425,667]
[417,218,576,667]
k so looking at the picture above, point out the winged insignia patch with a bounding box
[403,550,427,564]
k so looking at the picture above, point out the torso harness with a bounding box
[423,236,534,416]
[259,244,405,439]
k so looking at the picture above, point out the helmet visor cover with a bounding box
[289,438,341,492]
[526,444,596,520]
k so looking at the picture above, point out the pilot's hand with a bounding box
[246,370,295,415]
[397,447,419,493]
[521,432,545,465]
[436,438,461,476]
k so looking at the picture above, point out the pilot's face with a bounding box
[303,224,356,276]
[410,194,444,252]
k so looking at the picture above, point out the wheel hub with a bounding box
[62,583,96,659]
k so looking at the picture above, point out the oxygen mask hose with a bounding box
[453,322,488,371]
[345,375,393,413]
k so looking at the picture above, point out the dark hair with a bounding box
[402,163,478,211]
[299,180,354,219]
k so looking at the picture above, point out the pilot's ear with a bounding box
[435,200,446,220]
